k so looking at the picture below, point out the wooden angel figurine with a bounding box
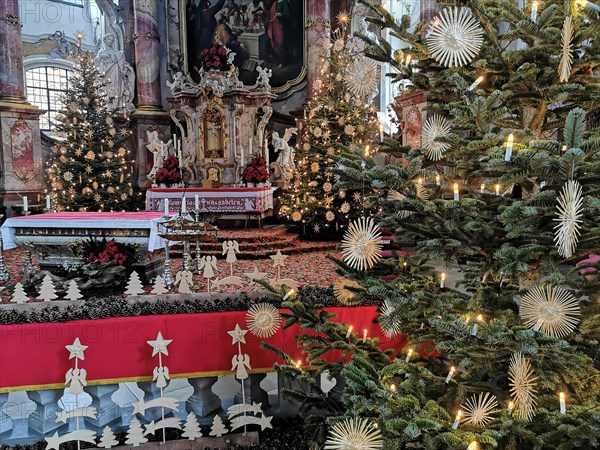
[176,270,194,294]
[222,240,240,277]
[65,367,87,395]
[231,353,251,380]
[199,255,218,292]
[153,366,170,389]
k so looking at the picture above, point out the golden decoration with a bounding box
[341,217,383,271]
[344,57,379,99]
[519,285,580,338]
[508,352,538,421]
[553,180,584,258]
[245,303,282,338]
[421,115,452,161]
[332,277,364,305]
[558,16,574,83]
[461,392,498,426]
[324,418,383,450]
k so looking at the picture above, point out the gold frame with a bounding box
[179,0,307,94]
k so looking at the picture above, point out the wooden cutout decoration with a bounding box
[228,323,254,435]
[125,271,145,296]
[45,430,97,450]
[97,426,118,449]
[222,240,240,277]
[269,278,299,291]
[244,266,269,285]
[209,415,228,437]
[125,418,148,447]
[37,274,58,302]
[182,412,203,440]
[64,279,83,301]
[11,282,29,304]
[55,407,96,423]
[227,402,273,431]
[270,251,288,281]
[144,418,182,436]
[212,275,244,291]
[151,275,169,295]
[66,337,89,360]
[131,397,179,416]
[199,255,218,292]
[176,270,194,293]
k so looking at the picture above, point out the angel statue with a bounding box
[175,269,194,294]
[153,366,170,388]
[222,240,240,277]
[199,255,218,291]
[271,127,297,182]
[166,71,196,95]
[231,353,251,380]
[147,131,173,183]
[65,367,87,395]
[256,66,272,89]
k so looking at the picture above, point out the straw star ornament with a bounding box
[461,392,498,426]
[508,352,538,421]
[559,16,574,83]
[332,277,365,305]
[324,418,383,450]
[554,180,584,258]
[421,115,452,161]
[519,285,580,338]
[341,217,383,271]
[344,57,380,98]
[246,303,282,338]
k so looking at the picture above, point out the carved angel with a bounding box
[153,366,170,388]
[65,368,87,395]
[175,270,193,294]
[273,127,297,171]
[256,66,272,89]
[199,255,218,279]
[222,240,240,264]
[147,131,173,181]
[231,353,251,380]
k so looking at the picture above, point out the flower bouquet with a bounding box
[242,155,269,185]
[200,42,231,72]
[155,155,182,186]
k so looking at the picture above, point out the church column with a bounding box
[306,1,331,99]
[0,0,44,213]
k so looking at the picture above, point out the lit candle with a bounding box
[468,75,484,91]
[452,410,462,429]
[390,384,396,392]
[181,197,187,213]
[508,401,514,411]
[531,1,538,22]
[249,136,253,154]
[363,328,368,343]
[467,442,478,450]
[562,144,568,153]
[346,325,353,339]
[559,392,566,414]
[178,142,183,168]
[283,288,296,301]
[164,198,169,216]
[46,194,51,210]
[265,140,270,167]
[577,0,600,12]
[495,184,501,196]
[440,272,446,289]
[471,314,484,336]
[405,348,413,362]
[23,196,28,212]
[405,54,412,65]
[296,360,302,368]
[453,183,460,201]
[379,123,384,142]
[195,194,199,210]
[445,366,456,383]
[365,145,370,157]
[436,174,441,186]
[504,133,514,162]
[480,183,486,193]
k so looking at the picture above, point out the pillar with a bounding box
[306,1,331,99]
[83,385,121,431]
[27,389,65,434]
[0,0,25,102]
[0,392,13,435]
[186,377,221,425]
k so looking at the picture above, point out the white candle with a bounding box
[181,197,187,213]
[362,328,367,343]
[405,348,413,362]
[195,194,199,210]
[440,272,446,289]
[531,1,538,21]
[249,136,253,155]
[445,366,456,383]
[453,183,460,201]
[265,140,270,167]
[346,325,353,339]
[471,314,483,336]
[495,184,501,196]
[559,392,566,414]
[468,75,484,91]
[578,0,600,12]
[283,289,295,300]
[379,123,384,142]
[241,150,245,168]
[452,410,462,430]
[480,183,486,193]
[467,442,478,450]
[46,195,51,210]
[504,133,514,161]
[23,196,28,212]
[436,174,441,186]
[164,198,169,216]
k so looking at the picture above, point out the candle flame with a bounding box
[456,410,462,419]
[507,133,514,144]
[560,392,565,401]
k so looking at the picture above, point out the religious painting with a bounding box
[206,165,222,182]
[182,0,305,92]
[10,119,35,182]
[202,106,226,159]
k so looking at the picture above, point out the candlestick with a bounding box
[195,195,199,210]
[468,75,484,91]
[379,124,384,142]
[531,1,538,21]
[495,184,501,196]
[405,348,413,362]
[452,410,462,429]
[363,328,367,343]
[46,195,51,211]
[164,198,169,216]
[283,289,296,301]
[23,196,28,212]
[480,183,485,193]
[453,183,460,201]
[445,366,456,383]
[346,325,353,339]
[504,133,514,161]
[440,272,446,289]
[436,174,441,186]
[181,197,187,213]
[559,392,566,414]
[471,314,483,336]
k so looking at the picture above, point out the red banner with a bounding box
[0,307,407,392]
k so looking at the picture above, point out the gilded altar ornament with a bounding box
[554,179,584,258]
[559,16,574,83]
[324,418,383,450]
[508,352,538,421]
[421,114,452,161]
[461,392,498,426]
[332,277,365,305]
[246,303,282,338]
[426,7,484,68]
[519,285,580,338]
[341,217,383,271]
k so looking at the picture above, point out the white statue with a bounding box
[146,131,173,182]
[273,127,297,171]
[94,34,135,112]
[357,17,379,47]
[256,66,272,89]
[166,71,196,95]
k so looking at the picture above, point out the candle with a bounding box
[468,75,484,91]
[453,183,460,201]
[283,289,295,301]
[296,360,302,368]
[445,366,456,383]
[405,54,412,65]
[436,174,441,186]
[504,133,514,161]
[405,348,413,362]
[265,140,270,167]
[363,328,368,343]
[495,184,501,196]
[23,196,28,212]
[195,195,199,210]
[559,392,566,414]
[480,183,486,193]
[533,319,543,331]
[440,272,446,289]
[164,198,169,216]
[508,401,514,411]
[577,0,600,12]
[365,145,370,157]
[452,410,462,429]
[249,136,253,155]
[379,123,384,142]
[467,442,478,450]
[562,144,568,153]
[471,314,483,336]
[181,197,187,213]
[531,1,538,21]
[46,195,51,210]
[346,325,353,339]
[178,144,183,168]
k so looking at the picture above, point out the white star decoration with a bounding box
[66,338,88,360]
[245,266,269,284]
[559,16,574,83]
[325,418,383,450]
[554,179,584,258]
[147,331,173,357]
[270,250,288,268]
[519,285,580,338]
[341,217,383,271]
[422,115,452,161]
[228,323,248,345]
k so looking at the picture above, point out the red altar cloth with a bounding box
[0,306,407,392]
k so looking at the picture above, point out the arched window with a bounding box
[26,65,73,132]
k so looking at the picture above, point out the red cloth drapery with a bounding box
[0,306,407,392]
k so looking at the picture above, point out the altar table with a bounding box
[145,187,274,214]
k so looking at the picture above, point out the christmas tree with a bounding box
[47,47,137,212]
[182,411,203,440]
[125,271,145,296]
[150,275,169,295]
[65,279,83,301]
[279,20,380,237]
[97,425,118,448]
[125,418,147,447]
[10,282,29,304]
[209,414,228,437]
[267,2,600,449]
[36,275,58,302]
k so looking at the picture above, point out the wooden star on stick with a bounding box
[147,331,173,357]
[228,323,248,345]
[66,338,88,360]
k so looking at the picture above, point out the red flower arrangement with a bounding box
[155,155,182,186]
[200,43,231,72]
[88,240,128,265]
[242,155,269,183]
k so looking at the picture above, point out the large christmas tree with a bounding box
[269,1,600,449]
[279,20,380,237]
[47,49,137,212]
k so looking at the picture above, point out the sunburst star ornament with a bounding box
[559,16,574,83]
[554,180,584,258]
[333,277,365,305]
[520,285,580,338]
[508,352,538,421]
[341,217,383,271]
[422,115,452,161]
[246,303,282,338]
[461,392,498,426]
[324,418,383,450]
[344,57,379,98]
[426,7,484,68]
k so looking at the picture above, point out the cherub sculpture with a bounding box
[272,127,297,179]
[147,131,173,182]
[256,66,272,89]
[166,71,196,95]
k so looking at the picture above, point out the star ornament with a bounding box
[422,115,452,161]
[66,337,88,360]
[270,250,288,268]
[519,285,580,338]
[509,352,538,421]
[228,323,248,345]
[325,418,383,450]
[554,179,584,258]
[147,331,173,357]
[341,217,383,271]
[245,266,268,284]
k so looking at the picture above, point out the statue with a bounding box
[94,34,136,113]
[166,71,196,95]
[271,127,297,182]
[255,66,272,89]
[146,131,173,183]
[357,17,379,47]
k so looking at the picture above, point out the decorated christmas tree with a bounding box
[268,2,600,449]
[279,19,380,237]
[47,47,137,212]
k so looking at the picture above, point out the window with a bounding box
[26,66,73,132]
